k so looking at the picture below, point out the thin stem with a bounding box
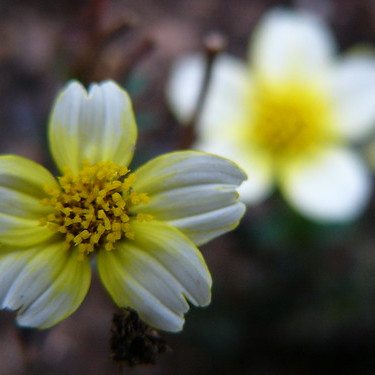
[115,35,155,82]
[178,32,227,149]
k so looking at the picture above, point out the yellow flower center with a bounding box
[249,82,335,159]
[41,161,152,259]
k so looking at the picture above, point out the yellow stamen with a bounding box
[41,161,153,258]
[249,82,337,159]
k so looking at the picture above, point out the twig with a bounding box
[178,32,227,149]
[115,35,155,82]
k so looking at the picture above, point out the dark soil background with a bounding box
[1,0,375,374]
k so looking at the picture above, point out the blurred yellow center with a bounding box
[250,83,334,158]
[41,161,152,259]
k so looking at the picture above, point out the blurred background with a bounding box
[1,0,375,374]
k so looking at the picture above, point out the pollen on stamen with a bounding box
[40,161,153,259]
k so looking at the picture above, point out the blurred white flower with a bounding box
[167,8,375,222]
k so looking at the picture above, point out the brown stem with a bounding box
[87,0,111,38]
[100,14,138,46]
[178,32,227,149]
[117,35,155,81]
[86,33,155,83]
[71,8,143,83]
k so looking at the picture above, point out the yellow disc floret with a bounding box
[41,161,152,259]
[249,81,337,159]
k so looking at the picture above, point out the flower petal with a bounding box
[167,53,249,136]
[332,54,375,141]
[97,221,211,332]
[252,9,335,82]
[132,151,246,245]
[194,139,274,204]
[0,241,91,328]
[279,148,372,222]
[49,80,137,173]
[0,155,58,246]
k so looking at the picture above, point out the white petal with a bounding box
[0,155,58,246]
[97,221,211,332]
[0,155,58,199]
[0,247,34,305]
[252,8,335,82]
[0,242,91,328]
[0,215,57,247]
[49,80,137,173]
[132,151,246,245]
[135,184,239,220]
[279,148,372,222]
[167,204,245,245]
[332,54,375,141]
[195,139,274,204]
[167,53,249,136]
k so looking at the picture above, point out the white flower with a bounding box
[167,8,375,222]
[0,80,246,331]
